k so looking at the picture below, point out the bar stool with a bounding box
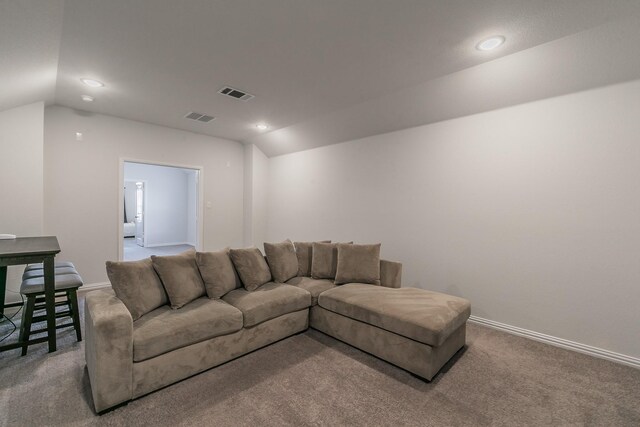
[19,271,83,355]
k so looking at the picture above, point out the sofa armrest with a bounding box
[85,289,133,413]
[380,259,402,288]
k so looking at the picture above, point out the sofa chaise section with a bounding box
[311,284,470,380]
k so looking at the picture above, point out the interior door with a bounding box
[135,182,145,247]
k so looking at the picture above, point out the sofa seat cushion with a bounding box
[286,276,335,306]
[133,297,243,362]
[317,284,470,347]
[222,282,311,327]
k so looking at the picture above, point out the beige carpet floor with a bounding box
[1,297,639,426]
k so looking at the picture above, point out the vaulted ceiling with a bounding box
[2,1,640,156]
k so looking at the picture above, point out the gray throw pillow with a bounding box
[229,247,272,291]
[196,248,241,298]
[311,241,352,280]
[294,240,331,277]
[151,250,206,309]
[106,258,167,321]
[335,243,381,285]
[264,239,298,283]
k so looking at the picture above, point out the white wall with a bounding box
[124,162,190,247]
[267,80,640,360]
[0,102,45,304]
[44,106,244,285]
[243,144,269,248]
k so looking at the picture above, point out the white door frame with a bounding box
[118,158,205,261]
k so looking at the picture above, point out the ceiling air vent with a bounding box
[184,112,216,123]
[218,86,254,101]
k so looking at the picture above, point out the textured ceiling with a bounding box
[2,1,640,156]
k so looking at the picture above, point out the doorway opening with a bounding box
[119,160,202,261]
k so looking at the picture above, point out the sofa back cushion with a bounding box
[264,239,298,283]
[335,243,381,285]
[196,248,241,298]
[106,258,167,321]
[311,241,352,280]
[151,250,206,309]
[294,240,330,277]
[229,247,272,291]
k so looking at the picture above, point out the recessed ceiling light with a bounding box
[476,36,505,51]
[81,78,104,88]
[256,123,269,130]
[81,95,94,102]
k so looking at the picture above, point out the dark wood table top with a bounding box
[0,236,60,258]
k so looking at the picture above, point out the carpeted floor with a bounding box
[1,297,639,426]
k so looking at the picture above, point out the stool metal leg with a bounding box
[68,289,82,342]
[20,296,36,356]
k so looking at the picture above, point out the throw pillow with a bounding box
[294,240,331,277]
[335,243,381,285]
[196,248,241,299]
[151,250,206,309]
[264,239,298,283]
[311,241,352,280]
[105,258,167,321]
[229,247,272,291]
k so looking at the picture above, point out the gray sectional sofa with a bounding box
[85,240,470,413]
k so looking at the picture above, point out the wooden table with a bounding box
[0,236,60,353]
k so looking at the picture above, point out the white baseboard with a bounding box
[144,242,193,248]
[78,282,112,294]
[468,315,640,369]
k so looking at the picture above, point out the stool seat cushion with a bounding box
[132,297,243,362]
[20,273,84,294]
[317,284,470,347]
[24,261,75,272]
[22,266,78,280]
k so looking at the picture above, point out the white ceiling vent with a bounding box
[218,86,254,101]
[184,112,215,123]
